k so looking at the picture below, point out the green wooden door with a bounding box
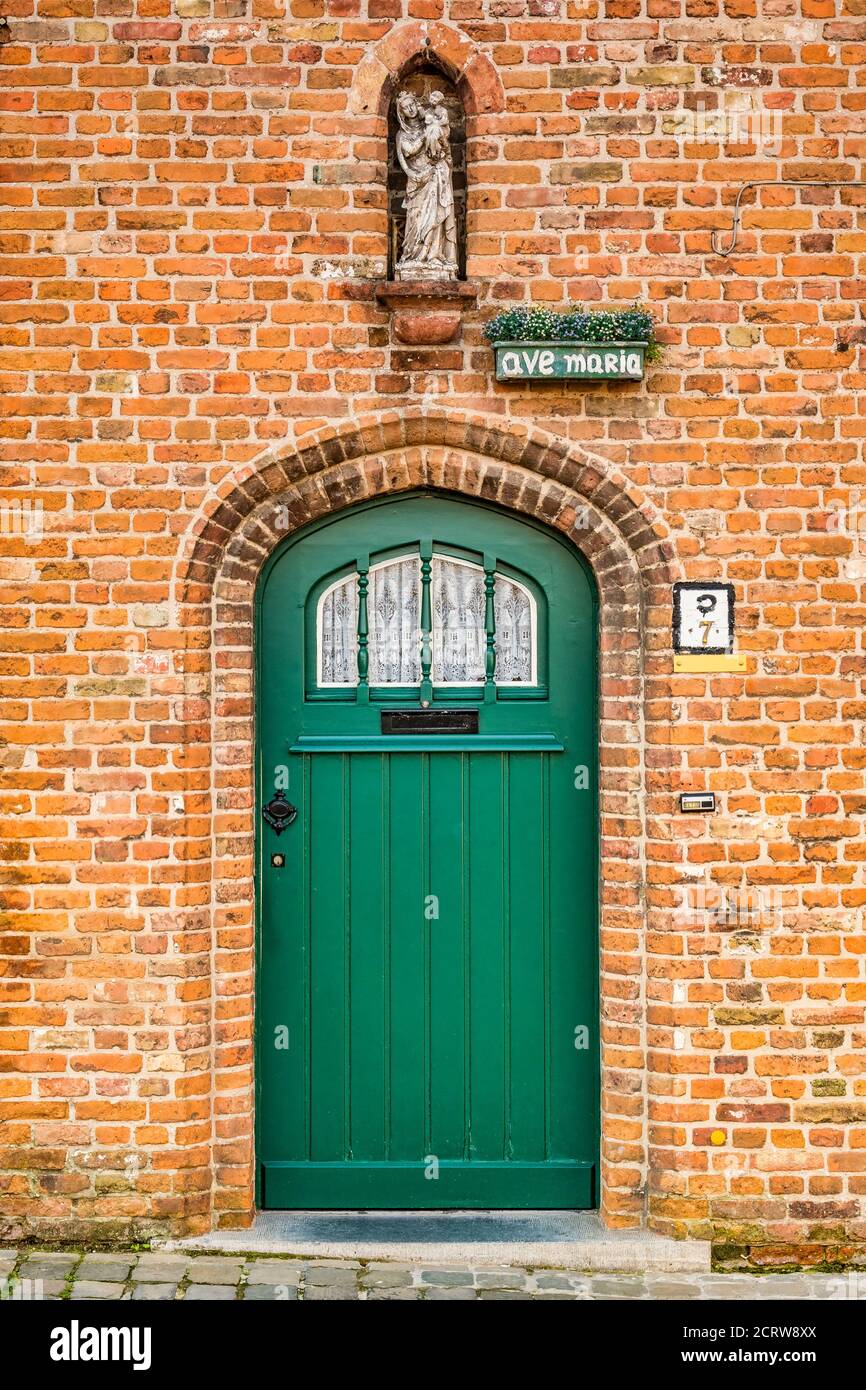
[257,493,598,1209]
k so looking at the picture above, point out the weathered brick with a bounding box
[0,1,862,1265]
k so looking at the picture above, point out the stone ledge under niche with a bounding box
[375,279,479,345]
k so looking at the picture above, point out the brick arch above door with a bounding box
[180,409,673,592]
[172,411,680,1235]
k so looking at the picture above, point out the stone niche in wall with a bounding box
[376,59,477,346]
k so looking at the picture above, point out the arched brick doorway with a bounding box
[172,410,677,1235]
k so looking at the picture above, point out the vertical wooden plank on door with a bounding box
[542,752,552,1163]
[302,752,311,1161]
[348,751,386,1161]
[461,761,471,1163]
[428,750,465,1161]
[308,752,348,1162]
[548,741,589,1164]
[258,753,309,1168]
[467,751,506,1162]
[387,753,426,1165]
[422,751,430,1158]
[382,754,391,1160]
[506,751,547,1162]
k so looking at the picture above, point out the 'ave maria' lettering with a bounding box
[495,343,645,382]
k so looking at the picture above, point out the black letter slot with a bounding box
[381,709,479,735]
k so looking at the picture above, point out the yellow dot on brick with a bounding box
[710,1130,726,1146]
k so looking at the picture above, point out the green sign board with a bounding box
[494,340,646,383]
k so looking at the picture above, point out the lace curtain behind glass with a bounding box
[319,575,358,685]
[431,557,486,683]
[494,577,533,683]
[318,554,534,688]
[368,556,421,685]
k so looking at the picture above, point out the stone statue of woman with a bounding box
[394,88,458,281]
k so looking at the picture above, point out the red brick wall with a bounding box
[1,0,865,1258]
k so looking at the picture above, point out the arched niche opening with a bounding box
[387,60,467,281]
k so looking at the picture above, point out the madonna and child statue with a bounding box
[394,87,458,282]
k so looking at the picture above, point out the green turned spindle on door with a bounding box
[419,540,432,704]
[356,554,369,704]
[484,551,496,704]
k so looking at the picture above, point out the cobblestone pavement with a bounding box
[1,1250,864,1300]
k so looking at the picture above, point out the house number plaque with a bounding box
[673,582,745,672]
[674,582,734,654]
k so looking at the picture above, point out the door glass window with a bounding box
[315,548,536,690]
[318,573,358,687]
[494,576,534,684]
[431,556,485,684]
[368,555,421,686]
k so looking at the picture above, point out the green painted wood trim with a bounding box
[289,735,565,752]
[356,552,369,699]
[483,550,496,702]
[495,339,646,382]
[419,540,432,704]
[262,1160,595,1210]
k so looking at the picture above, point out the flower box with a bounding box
[493,339,647,383]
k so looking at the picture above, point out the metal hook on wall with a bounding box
[711,179,866,257]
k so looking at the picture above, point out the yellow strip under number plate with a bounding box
[674,654,748,673]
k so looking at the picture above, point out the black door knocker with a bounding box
[262,789,298,835]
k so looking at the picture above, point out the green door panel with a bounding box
[256,493,598,1210]
[262,1162,594,1209]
